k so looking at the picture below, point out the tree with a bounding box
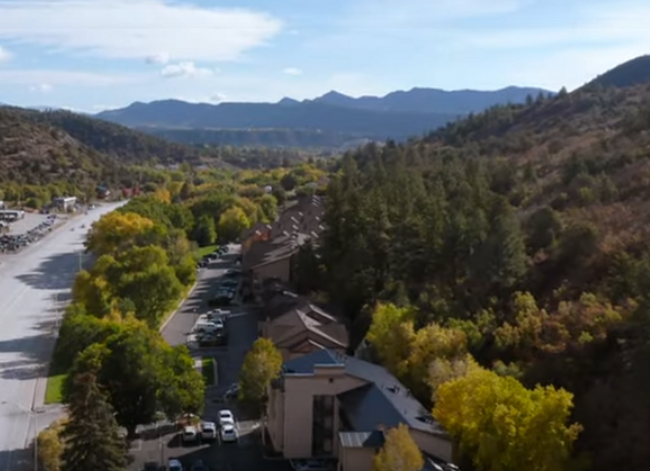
[373,424,424,471]
[61,372,127,471]
[38,419,66,471]
[193,214,217,247]
[433,366,582,471]
[65,322,203,437]
[238,338,283,407]
[218,206,250,243]
[86,211,158,256]
[365,303,416,379]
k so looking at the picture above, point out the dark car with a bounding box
[143,462,159,471]
[207,296,231,307]
[191,459,207,471]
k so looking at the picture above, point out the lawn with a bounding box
[194,244,219,259]
[44,371,66,404]
[202,357,215,386]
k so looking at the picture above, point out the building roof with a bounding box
[339,431,385,448]
[269,301,348,350]
[243,232,305,271]
[282,349,447,437]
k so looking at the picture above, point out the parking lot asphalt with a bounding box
[131,245,281,471]
[4,213,55,236]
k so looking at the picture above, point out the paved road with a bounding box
[0,202,125,471]
[130,247,275,471]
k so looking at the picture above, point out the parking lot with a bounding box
[128,245,290,471]
[0,213,66,253]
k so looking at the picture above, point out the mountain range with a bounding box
[96,86,552,149]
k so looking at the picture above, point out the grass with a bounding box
[194,244,219,259]
[202,357,215,386]
[44,363,67,404]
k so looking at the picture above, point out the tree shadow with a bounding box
[15,252,83,291]
[0,446,34,471]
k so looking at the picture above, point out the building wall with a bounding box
[253,257,291,282]
[410,429,453,462]
[338,447,375,471]
[269,370,367,459]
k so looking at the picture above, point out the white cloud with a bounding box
[29,83,53,93]
[146,52,170,65]
[161,61,214,79]
[0,45,11,63]
[209,93,227,103]
[0,0,282,62]
[282,67,302,76]
[0,69,143,87]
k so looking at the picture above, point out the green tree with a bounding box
[61,372,127,471]
[373,423,424,471]
[238,338,283,407]
[218,206,250,242]
[433,365,582,471]
[193,214,217,247]
[65,322,203,437]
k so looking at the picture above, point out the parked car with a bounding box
[220,423,238,443]
[218,409,235,427]
[168,459,183,471]
[181,425,198,444]
[290,459,336,471]
[201,421,217,441]
[197,331,227,347]
[223,383,239,400]
[207,296,231,307]
[190,460,207,471]
[143,462,159,471]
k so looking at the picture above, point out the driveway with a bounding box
[131,245,284,471]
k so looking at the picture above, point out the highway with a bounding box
[0,202,124,471]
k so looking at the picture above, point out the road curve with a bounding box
[0,202,124,470]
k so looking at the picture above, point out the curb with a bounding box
[213,359,219,386]
[160,281,198,333]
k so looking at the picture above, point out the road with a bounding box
[128,247,288,471]
[0,202,125,471]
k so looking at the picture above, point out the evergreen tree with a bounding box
[61,372,127,471]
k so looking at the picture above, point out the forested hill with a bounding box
[0,106,131,186]
[310,79,650,470]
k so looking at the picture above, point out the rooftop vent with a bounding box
[386,384,401,394]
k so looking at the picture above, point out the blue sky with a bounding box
[0,0,648,112]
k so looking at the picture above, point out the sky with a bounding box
[0,0,648,112]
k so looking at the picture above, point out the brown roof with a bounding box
[267,298,349,350]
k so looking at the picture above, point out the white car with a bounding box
[201,421,217,440]
[195,321,223,334]
[168,459,183,471]
[220,423,238,443]
[218,409,235,427]
[181,425,198,444]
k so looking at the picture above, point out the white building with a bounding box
[52,196,77,211]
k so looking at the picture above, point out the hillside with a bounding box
[96,87,549,149]
[139,126,369,150]
[28,109,204,165]
[0,106,123,186]
[588,55,650,88]
[313,61,650,470]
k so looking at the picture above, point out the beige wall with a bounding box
[410,429,453,462]
[253,257,291,282]
[268,369,367,459]
[339,447,375,471]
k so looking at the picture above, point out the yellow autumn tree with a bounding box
[365,303,416,379]
[433,366,582,471]
[86,211,156,256]
[218,206,251,243]
[407,323,467,397]
[238,337,283,408]
[37,418,67,471]
[373,423,424,471]
[153,187,172,203]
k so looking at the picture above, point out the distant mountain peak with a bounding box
[278,97,300,106]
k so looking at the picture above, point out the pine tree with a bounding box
[61,372,127,471]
